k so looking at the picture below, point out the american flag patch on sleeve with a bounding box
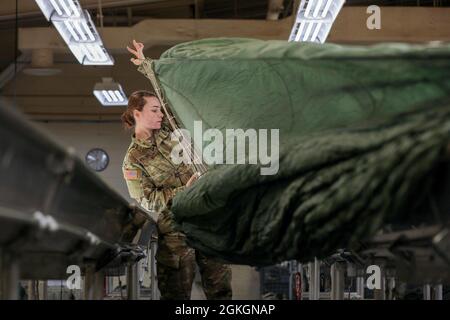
[124,169,140,180]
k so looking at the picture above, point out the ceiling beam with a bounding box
[0,0,195,22]
[18,7,450,53]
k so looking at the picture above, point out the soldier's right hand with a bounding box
[186,172,200,187]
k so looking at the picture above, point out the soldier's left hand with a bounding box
[186,172,200,187]
[127,40,145,65]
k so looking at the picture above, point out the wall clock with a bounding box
[85,148,109,172]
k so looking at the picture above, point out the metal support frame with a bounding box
[286,262,305,300]
[94,270,105,300]
[0,248,20,300]
[433,284,443,300]
[308,258,321,300]
[423,284,443,300]
[423,284,431,300]
[288,260,299,300]
[386,277,396,300]
[314,258,320,300]
[288,262,294,300]
[127,262,139,300]
[83,263,95,300]
[356,276,365,299]
[40,280,48,300]
[330,262,345,300]
[150,234,158,300]
[83,263,105,300]
[27,280,38,300]
[299,263,305,300]
[373,269,386,300]
[307,262,313,300]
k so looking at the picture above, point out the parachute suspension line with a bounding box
[145,59,208,175]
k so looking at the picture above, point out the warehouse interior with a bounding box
[1,0,450,301]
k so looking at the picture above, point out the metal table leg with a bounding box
[356,276,365,300]
[0,249,20,300]
[288,262,294,301]
[423,284,431,300]
[83,263,95,300]
[27,280,37,300]
[288,261,300,300]
[387,278,395,300]
[93,270,105,300]
[127,262,139,300]
[83,262,104,300]
[41,281,48,300]
[314,258,320,300]
[330,262,345,300]
[373,266,386,300]
[433,284,443,300]
[150,234,159,300]
[308,262,314,300]
[299,263,305,300]
[308,258,320,300]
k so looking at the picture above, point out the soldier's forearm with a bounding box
[142,185,186,212]
[137,57,153,79]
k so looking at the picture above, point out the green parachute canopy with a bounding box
[149,38,450,265]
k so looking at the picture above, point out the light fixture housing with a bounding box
[93,78,128,106]
[289,0,345,43]
[35,0,82,20]
[35,0,114,65]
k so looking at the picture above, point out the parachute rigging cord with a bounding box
[144,58,208,176]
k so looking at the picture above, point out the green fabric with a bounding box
[154,38,450,141]
[150,38,450,265]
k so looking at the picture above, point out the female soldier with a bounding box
[121,40,232,300]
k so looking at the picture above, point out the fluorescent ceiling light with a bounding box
[35,0,113,65]
[36,0,81,20]
[93,78,128,106]
[289,0,345,43]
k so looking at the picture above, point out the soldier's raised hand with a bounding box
[127,39,145,65]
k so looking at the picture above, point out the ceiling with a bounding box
[0,1,448,29]
[1,0,449,70]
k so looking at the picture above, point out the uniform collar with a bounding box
[132,132,157,149]
[132,125,171,149]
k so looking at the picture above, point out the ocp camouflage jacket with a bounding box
[122,124,194,218]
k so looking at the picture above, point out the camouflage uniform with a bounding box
[122,123,232,300]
